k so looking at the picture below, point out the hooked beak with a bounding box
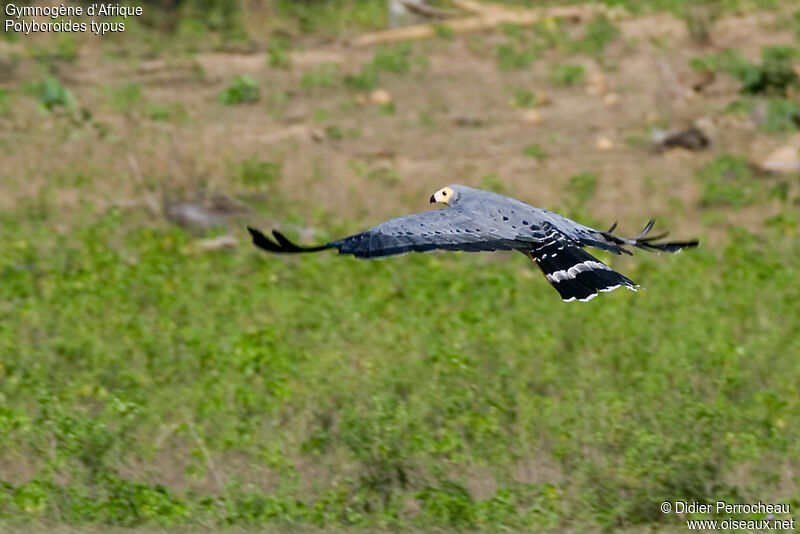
[430,194,436,203]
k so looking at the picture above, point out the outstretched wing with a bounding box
[248,207,544,259]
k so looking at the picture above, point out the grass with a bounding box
[1,181,799,529]
[345,45,417,91]
[234,158,282,189]
[523,143,548,160]
[3,0,800,531]
[0,89,11,116]
[30,77,76,111]
[267,37,292,70]
[690,46,800,96]
[696,154,763,207]
[548,63,587,86]
[509,86,537,108]
[569,15,619,56]
[302,63,341,89]
[218,75,261,105]
[105,83,144,115]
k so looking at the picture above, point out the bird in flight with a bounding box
[248,184,698,302]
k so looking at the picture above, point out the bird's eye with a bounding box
[442,191,448,196]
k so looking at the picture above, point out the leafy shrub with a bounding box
[345,45,414,90]
[218,75,260,104]
[690,46,800,95]
[548,63,586,86]
[509,86,536,108]
[416,480,476,529]
[762,97,800,132]
[752,46,800,94]
[34,77,75,110]
[570,15,619,55]
[372,45,413,74]
[495,43,539,71]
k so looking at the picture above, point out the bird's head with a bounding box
[430,185,464,206]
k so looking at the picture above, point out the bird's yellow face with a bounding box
[430,186,455,205]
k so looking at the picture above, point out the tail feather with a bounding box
[527,234,638,302]
[247,227,332,253]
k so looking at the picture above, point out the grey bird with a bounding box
[248,185,698,302]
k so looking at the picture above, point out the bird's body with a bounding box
[248,185,698,302]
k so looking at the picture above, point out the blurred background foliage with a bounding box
[1,0,800,531]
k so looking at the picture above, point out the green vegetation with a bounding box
[302,63,341,89]
[433,22,456,40]
[726,96,800,133]
[0,88,10,116]
[523,143,548,160]
[480,172,509,193]
[1,195,799,529]
[762,97,800,132]
[30,77,76,111]
[690,46,800,95]
[345,45,416,91]
[495,43,539,71]
[273,0,385,35]
[218,75,261,104]
[548,63,587,86]
[794,8,800,38]
[509,86,537,108]
[325,124,362,140]
[267,36,292,69]
[234,158,281,188]
[378,101,396,115]
[29,34,80,64]
[4,1,800,531]
[691,46,800,134]
[147,101,190,123]
[494,23,545,71]
[105,83,144,115]
[565,172,599,213]
[696,154,764,207]
[569,15,620,56]
[495,15,617,71]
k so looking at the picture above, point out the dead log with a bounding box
[351,4,600,47]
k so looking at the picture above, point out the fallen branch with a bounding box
[400,0,462,19]
[450,0,509,15]
[351,4,600,47]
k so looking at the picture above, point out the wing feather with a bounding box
[332,207,529,258]
[248,207,538,259]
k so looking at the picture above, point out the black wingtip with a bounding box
[247,226,332,254]
[601,220,699,254]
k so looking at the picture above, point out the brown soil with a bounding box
[1,9,796,243]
